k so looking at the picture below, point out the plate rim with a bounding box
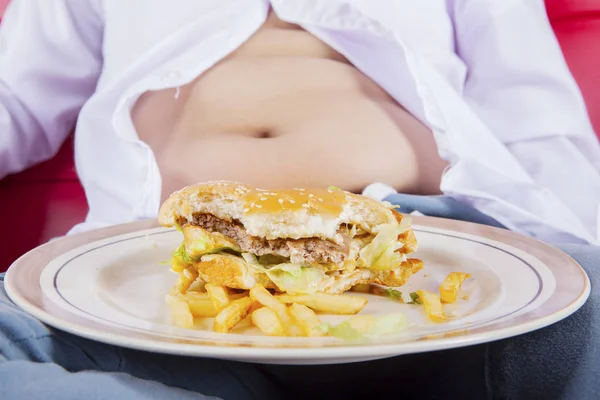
[4,217,590,363]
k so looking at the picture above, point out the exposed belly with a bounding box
[131,13,447,201]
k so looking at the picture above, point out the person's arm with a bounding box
[450,0,600,243]
[0,0,104,179]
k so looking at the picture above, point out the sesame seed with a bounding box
[278,199,284,204]
[255,204,262,208]
[308,194,314,198]
[260,197,267,201]
[298,188,305,191]
[317,197,324,202]
[289,199,296,204]
[302,204,310,208]
[243,208,250,212]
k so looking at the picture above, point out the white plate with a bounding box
[5,217,589,365]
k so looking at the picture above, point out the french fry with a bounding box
[249,284,296,334]
[439,272,471,304]
[275,293,367,315]
[289,303,324,337]
[174,267,199,294]
[182,292,218,317]
[416,290,446,322]
[228,300,262,332]
[165,294,194,328]
[186,276,206,293]
[248,300,263,314]
[251,307,286,336]
[232,313,255,332]
[286,323,306,337]
[205,283,230,311]
[213,296,253,333]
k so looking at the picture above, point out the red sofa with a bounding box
[1,0,599,271]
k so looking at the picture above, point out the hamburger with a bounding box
[158,181,423,296]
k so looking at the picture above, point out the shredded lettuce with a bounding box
[169,242,194,271]
[408,292,422,304]
[257,254,290,266]
[241,253,266,270]
[358,218,411,271]
[266,264,328,294]
[173,242,193,264]
[170,225,241,270]
[386,288,403,302]
[183,227,241,259]
[327,320,366,341]
[242,253,330,294]
[367,313,407,335]
[320,313,407,341]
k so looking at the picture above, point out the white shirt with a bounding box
[1,0,599,245]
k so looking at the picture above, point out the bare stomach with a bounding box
[131,15,447,201]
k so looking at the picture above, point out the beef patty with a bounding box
[189,213,350,265]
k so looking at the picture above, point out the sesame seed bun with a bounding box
[158,181,404,242]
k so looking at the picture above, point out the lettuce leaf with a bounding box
[170,242,194,271]
[386,288,403,302]
[327,320,366,341]
[266,264,328,294]
[367,313,407,335]
[257,254,290,266]
[408,292,422,304]
[183,226,241,259]
[174,242,193,263]
[320,313,407,341]
[242,253,329,294]
[358,218,411,271]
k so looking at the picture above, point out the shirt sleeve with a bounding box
[0,0,104,179]
[450,0,600,243]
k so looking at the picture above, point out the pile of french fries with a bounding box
[166,269,368,336]
[166,267,472,335]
